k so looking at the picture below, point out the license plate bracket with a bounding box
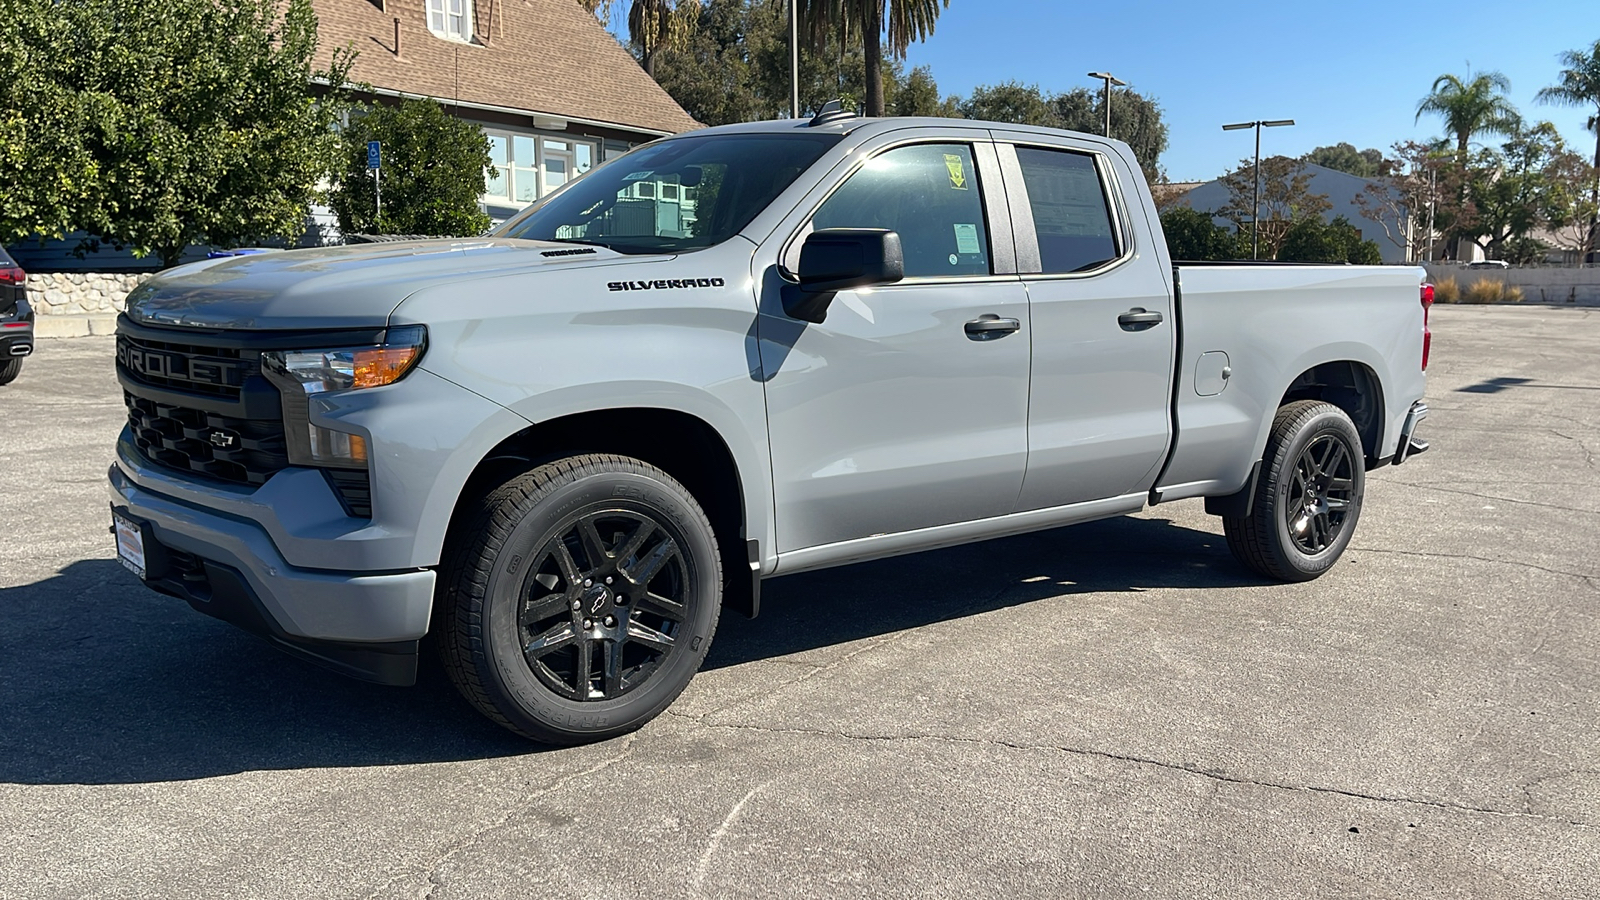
[112,507,167,581]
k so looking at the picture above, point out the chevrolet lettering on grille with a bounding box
[117,339,241,388]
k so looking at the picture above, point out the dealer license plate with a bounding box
[114,511,147,579]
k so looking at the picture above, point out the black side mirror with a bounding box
[781,228,905,323]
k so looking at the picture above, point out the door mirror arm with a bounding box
[781,228,905,323]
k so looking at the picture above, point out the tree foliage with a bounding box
[1215,156,1332,259]
[1277,215,1382,264]
[0,0,351,267]
[1159,207,1240,261]
[1536,38,1600,260]
[1416,70,1521,158]
[326,99,494,238]
[1302,143,1387,178]
[956,81,1169,181]
[583,0,703,78]
[799,0,948,117]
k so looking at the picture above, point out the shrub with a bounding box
[1465,279,1511,303]
[1432,276,1460,303]
[1504,284,1525,302]
[327,98,493,238]
[1160,207,1241,261]
[1276,215,1384,264]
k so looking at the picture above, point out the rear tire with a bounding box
[1223,400,1365,582]
[0,358,21,386]
[438,454,721,744]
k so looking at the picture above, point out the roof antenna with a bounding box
[808,99,856,127]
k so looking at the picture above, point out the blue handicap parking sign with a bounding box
[367,141,381,169]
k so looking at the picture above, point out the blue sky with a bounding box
[898,0,1598,181]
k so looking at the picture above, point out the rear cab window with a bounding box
[1012,147,1122,274]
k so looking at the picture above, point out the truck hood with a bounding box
[124,239,654,331]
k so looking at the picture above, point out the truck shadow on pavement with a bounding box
[0,514,1257,785]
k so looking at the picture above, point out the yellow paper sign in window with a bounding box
[944,154,968,190]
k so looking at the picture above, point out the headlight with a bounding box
[261,325,426,469]
[263,324,427,394]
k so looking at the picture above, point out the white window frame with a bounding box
[480,126,599,210]
[427,0,473,42]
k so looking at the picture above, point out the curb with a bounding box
[33,315,119,338]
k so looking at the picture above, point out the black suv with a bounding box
[0,246,34,385]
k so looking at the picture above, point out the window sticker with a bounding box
[622,170,654,181]
[953,223,981,255]
[949,254,959,266]
[944,154,968,190]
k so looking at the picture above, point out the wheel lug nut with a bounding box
[605,616,616,627]
[584,578,593,587]
[583,618,593,629]
[571,600,581,610]
[605,577,613,585]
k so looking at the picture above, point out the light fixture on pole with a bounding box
[1222,118,1295,259]
[1087,72,1127,137]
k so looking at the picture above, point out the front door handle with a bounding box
[964,315,1021,340]
[1118,308,1164,331]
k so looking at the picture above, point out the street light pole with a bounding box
[1222,119,1295,259]
[790,0,800,119]
[1087,72,1126,138]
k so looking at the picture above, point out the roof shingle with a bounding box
[311,0,698,136]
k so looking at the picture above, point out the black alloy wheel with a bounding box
[1223,400,1366,582]
[439,454,721,744]
[518,509,689,702]
[1284,433,1356,555]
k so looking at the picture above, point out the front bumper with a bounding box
[109,463,435,685]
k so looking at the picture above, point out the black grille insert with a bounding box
[126,393,288,486]
[324,469,373,518]
[117,334,255,399]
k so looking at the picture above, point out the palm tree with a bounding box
[583,0,700,79]
[1536,39,1600,262]
[1415,70,1522,158]
[801,0,948,117]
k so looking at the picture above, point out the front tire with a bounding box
[438,454,722,744]
[1223,400,1365,582]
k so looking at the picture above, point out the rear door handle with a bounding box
[1118,308,1164,331]
[964,315,1021,340]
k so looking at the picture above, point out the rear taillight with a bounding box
[1420,283,1434,371]
[0,266,24,286]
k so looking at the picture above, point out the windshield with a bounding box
[495,132,841,254]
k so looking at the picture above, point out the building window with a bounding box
[427,0,472,41]
[481,128,599,208]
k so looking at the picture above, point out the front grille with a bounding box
[116,334,255,400]
[126,393,288,486]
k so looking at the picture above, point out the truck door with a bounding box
[755,135,1031,556]
[990,134,1175,509]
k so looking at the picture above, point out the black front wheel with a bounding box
[1223,400,1366,582]
[438,454,721,744]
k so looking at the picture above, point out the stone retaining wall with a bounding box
[25,272,153,316]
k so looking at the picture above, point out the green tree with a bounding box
[1536,38,1600,261]
[800,0,948,117]
[1302,143,1387,178]
[1416,70,1521,158]
[892,65,959,117]
[1462,122,1586,259]
[1216,156,1333,259]
[958,82,1057,126]
[954,81,1169,180]
[1159,207,1240,261]
[584,0,703,78]
[1278,215,1382,264]
[0,0,352,267]
[327,99,493,237]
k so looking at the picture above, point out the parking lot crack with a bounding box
[1382,480,1600,515]
[1349,546,1600,590]
[362,735,641,900]
[674,719,1593,830]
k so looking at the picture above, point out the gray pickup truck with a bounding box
[110,110,1432,743]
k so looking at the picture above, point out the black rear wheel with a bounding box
[1223,401,1366,582]
[0,358,21,386]
[438,454,721,744]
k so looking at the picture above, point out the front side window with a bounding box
[1014,147,1120,274]
[810,143,991,278]
[498,133,840,254]
[427,0,472,41]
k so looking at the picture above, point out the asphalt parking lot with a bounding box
[1,304,1597,899]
